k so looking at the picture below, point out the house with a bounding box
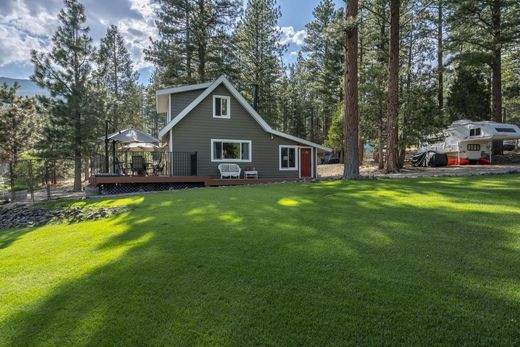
[155,75,331,179]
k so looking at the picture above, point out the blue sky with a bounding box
[0,0,343,85]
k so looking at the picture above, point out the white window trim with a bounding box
[212,95,231,119]
[211,139,252,162]
[279,145,298,171]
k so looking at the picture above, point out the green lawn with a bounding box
[1,176,520,345]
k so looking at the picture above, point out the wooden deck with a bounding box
[90,175,302,187]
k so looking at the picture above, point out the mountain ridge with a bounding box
[0,77,50,97]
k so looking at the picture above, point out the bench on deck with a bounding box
[218,163,241,179]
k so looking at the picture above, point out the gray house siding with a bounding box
[169,89,204,120]
[169,85,305,178]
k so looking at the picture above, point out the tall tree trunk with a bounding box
[196,0,206,82]
[185,1,192,82]
[399,15,414,169]
[491,0,503,155]
[377,116,384,169]
[437,0,444,113]
[377,7,386,170]
[343,0,360,179]
[74,107,82,192]
[385,0,400,173]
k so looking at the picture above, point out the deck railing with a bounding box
[91,151,197,177]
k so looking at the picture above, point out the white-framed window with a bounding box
[279,145,298,170]
[213,95,230,118]
[470,128,481,136]
[467,144,481,151]
[211,139,252,162]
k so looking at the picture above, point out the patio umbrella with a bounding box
[123,142,165,152]
[101,128,160,144]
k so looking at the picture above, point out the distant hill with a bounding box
[0,77,50,97]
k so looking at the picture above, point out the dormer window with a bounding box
[213,95,230,118]
[470,128,481,136]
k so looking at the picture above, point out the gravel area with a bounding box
[318,162,520,179]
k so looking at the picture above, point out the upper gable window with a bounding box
[213,95,230,118]
[469,128,481,136]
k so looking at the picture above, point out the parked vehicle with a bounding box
[420,120,520,165]
[503,140,517,151]
[320,153,340,164]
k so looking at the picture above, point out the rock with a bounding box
[0,204,128,230]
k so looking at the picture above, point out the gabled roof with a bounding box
[156,81,213,96]
[158,75,332,152]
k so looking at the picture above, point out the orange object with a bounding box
[448,156,470,165]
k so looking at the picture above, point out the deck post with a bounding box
[104,120,109,173]
[191,152,197,176]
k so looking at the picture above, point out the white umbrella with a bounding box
[100,128,160,144]
[122,143,164,152]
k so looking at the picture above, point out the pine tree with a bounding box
[436,0,444,113]
[96,25,141,130]
[143,70,166,138]
[447,66,491,121]
[302,0,344,140]
[31,0,96,191]
[448,0,520,154]
[385,0,400,173]
[343,0,360,178]
[146,0,242,85]
[0,83,38,163]
[235,0,285,124]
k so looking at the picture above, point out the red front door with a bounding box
[300,148,312,177]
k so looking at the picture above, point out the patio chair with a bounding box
[114,158,127,175]
[131,155,146,176]
[218,163,241,179]
[154,160,166,176]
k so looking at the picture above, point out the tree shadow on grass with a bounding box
[2,176,520,345]
[0,227,32,250]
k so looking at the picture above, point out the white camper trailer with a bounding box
[421,120,520,165]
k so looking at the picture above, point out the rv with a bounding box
[421,120,520,165]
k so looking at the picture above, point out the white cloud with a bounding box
[0,24,49,67]
[1,0,58,37]
[0,0,158,72]
[278,26,307,46]
[0,0,56,67]
[116,0,158,69]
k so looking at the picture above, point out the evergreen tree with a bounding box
[447,66,491,121]
[31,0,96,191]
[385,0,400,173]
[96,25,141,130]
[235,0,286,124]
[143,70,166,138]
[302,0,343,140]
[343,0,360,178]
[146,0,242,85]
[0,83,38,163]
[448,0,520,153]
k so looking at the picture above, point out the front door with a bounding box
[300,148,312,178]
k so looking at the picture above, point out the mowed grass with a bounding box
[1,176,520,346]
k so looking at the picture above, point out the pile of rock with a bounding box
[0,204,128,229]
[492,153,520,164]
